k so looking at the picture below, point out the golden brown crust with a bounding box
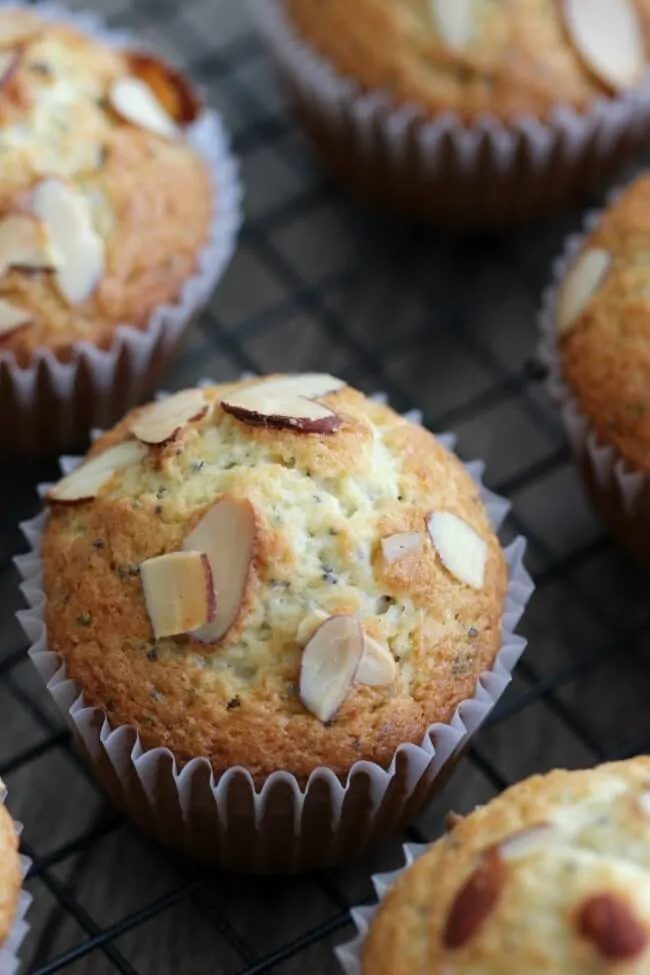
[283,0,650,124]
[363,757,650,975]
[0,801,21,950]
[42,377,507,784]
[558,174,650,474]
[0,14,211,366]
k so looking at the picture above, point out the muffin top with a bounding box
[555,174,650,473]
[42,375,507,783]
[0,8,211,367]
[363,757,650,975]
[284,0,650,123]
[0,780,21,951]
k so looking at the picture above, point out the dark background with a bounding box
[2,0,650,972]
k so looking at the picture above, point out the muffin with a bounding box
[0,7,240,456]
[0,780,30,975]
[255,0,650,230]
[19,374,532,872]
[541,173,650,567]
[345,757,650,975]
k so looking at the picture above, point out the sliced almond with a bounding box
[0,48,19,85]
[563,0,646,91]
[0,10,40,48]
[129,389,209,445]
[126,51,201,125]
[47,440,146,503]
[296,608,329,647]
[431,0,473,49]
[443,849,506,950]
[141,550,215,639]
[427,512,487,590]
[221,374,346,434]
[32,179,104,304]
[0,298,30,337]
[381,532,424,563]
[0,211,57,278]
[577,894,648,960]
[109,76,179,139]
[183,497,255,644]
[498,824,555,861]
[556,248,610,336]
[356,634,397,687]
[299,615,364,722]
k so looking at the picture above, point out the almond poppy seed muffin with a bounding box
[0,8,211,366]
[361,758,650,975]
[257,0,650,229]
[551,173,650,565]
[41,375,507,784]
[285,0,650,123]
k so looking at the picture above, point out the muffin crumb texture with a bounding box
[0,8,210,365]
[0,779,21,951]
[363,757,650,974]
[557,174,650,473]
[284,0,650,122]
[43,376,507,782]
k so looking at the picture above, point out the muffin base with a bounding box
[0,5,241,458]
[254,0,650,232]
[17,417,532,874]
[539,199,650,569]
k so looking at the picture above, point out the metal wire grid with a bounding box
[1,0,649,971]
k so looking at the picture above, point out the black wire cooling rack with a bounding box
[3,0,650,972]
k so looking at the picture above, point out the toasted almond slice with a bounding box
[47,440,146,503]
[32,179,104,304]
[299,615,364,722]
[427,512,487,589]
[183,497,255,644]
[296,608,329,647]
[563,0,646,91]
[556,248,610,336]
[109,76,179,139]
[126,51,201,125]
[221,374,345,434]
[356,634,397,686]
[443,849,505,949]
[141,551,215,639]
[498,824,555,861]
[0,48,19,84]
[577,894,648,960]
[431,0,473,49]
[0,10,40,48]
[129,389,209,445]
[0,211,57,278]
[381,531,424,563]
[0,298,30,337]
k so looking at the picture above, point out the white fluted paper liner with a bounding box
[0,2,241,450]
[538,185,648,517]
[15,391,532,869]
[0,787,31,975]
[335,841,429,975]
[252,0,650,229]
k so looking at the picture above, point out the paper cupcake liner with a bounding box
[252,0,650,231]
[15,391,533,873]
[0,2,241,457]
[335,841,429,975]
[538,186,650,565]
[0,788,31,975]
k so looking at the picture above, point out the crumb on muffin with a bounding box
[43,375,507,783]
